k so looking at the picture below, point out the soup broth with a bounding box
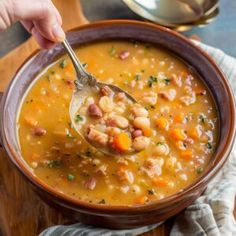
[17,41,218,206]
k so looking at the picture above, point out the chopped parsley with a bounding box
[67,174,75,181]
[134,74,141,81]
[98,199,106,204]
[59,59,67,68]
[148,189,156,195]
[147,75,157,87]
[85,149,92,157]
[75,114,83,122]
[156,142,163,146]
[199,114,207,123]
[108,46,116,56]
[163,78,171,85]
[196,167,204,174]
[206,142,213,150]
[47,160,61,168]
[82,63,88,68]
[66,129,73,138]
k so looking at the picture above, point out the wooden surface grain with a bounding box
[0,1,234,235]
[0,1,170,235]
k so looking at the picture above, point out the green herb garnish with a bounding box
[196,167,204,174]
[199,114,207,123]
[98,199,106,204]
[148,189,156,195]
[206,142,213,149]
[156,142,163,146]
[134,74,141,81]
[75,114,83,122]
[66,129,73,138]
[67,173,75,181]
[163,78,171,85]
[147,75,157,87]
[59,59,67,68]
[47,160,61,168]
[108,46,116,56]
[85,149,92,157]
[82,63,88,68]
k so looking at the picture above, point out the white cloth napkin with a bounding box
[40,41,236,236]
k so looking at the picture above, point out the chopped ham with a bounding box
[171,74,182,87]
[96,165,107,176]
[100,86,114,97]
[119,51,130,60]
[180,95,196,106]
[87,127,108,146]
[84,178,97,190]
[142,91,157,105]
[33,127,47,136]
[117,169,134,184]
[159,89,176,101]
[141,158,164,178]
[87,104,103,118]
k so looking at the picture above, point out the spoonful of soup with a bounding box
[62,39,151,155]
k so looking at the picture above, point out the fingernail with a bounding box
[52,23,65,42]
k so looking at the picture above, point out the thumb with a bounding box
[10,0,65,42]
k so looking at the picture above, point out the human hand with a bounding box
[0,0,65,48]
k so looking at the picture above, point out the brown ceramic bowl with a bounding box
[0,20,235,229]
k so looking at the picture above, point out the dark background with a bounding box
[0,0,235,57]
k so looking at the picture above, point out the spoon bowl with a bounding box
[62,39,138,156]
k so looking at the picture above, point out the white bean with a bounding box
[132,106,148,117]
[113,115,129,129]
[99,96,114,112]
[154,143,169,156]
[133,117,150,130]
[133,136,150,151]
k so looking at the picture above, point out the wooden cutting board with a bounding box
[0,0,173,235]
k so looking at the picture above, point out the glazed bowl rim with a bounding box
[1,19,235,213]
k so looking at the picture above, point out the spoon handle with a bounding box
[62,39,95,89]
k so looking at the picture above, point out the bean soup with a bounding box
[17,41,218,206]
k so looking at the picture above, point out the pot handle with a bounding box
[0,92,3,147]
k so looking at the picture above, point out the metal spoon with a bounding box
[122,0,218,27]
[62,39,137,156]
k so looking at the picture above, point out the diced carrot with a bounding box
[24,116,38,127]
[180,70,189,78]
[188,127,201,139]
[64,63,74,74]
[153,178,168,187]
[180,150,193,160]
[155,117,169,130]
[142,127,152,137]
[118,165,127,172]
[174,113,185,123]
[170,128,187,141]
[194,85,206,96]
[134,195,147,205]
[113,133,132,152]
[31,153,40,161]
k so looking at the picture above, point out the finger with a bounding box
[21,20,54,49]
[20,20,33,33]
[31,26,55,49]
[12,0,65,42]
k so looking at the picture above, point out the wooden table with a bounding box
[0,1,234,235]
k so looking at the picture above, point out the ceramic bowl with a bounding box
[0,20,235,228]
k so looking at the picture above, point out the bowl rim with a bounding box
[1,19,235,213]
